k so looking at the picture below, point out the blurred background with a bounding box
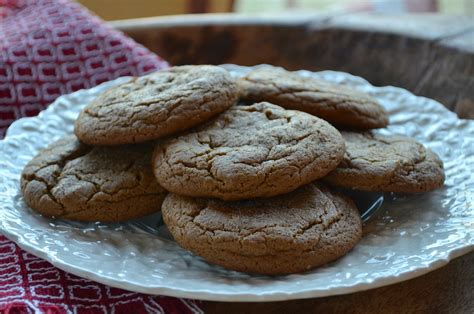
[77,0,473,20]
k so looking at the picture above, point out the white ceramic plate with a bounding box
[0,65,473,302]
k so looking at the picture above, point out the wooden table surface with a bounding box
[202,252,474,313]
[110,13,474,313]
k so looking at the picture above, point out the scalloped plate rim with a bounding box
[0,227,472,301]
[1,67,473,302]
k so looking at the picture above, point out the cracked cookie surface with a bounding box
[75,65,239,145]
[162,183,362,275]
[324,131,445,192]
[238,66,388,129]
[21,136,167,222]
[153,102,345,200]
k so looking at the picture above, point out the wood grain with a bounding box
[109,13,474,312]
[110,13,474,118]
[200,252,474,314]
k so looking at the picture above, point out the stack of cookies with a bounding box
[21,65,445,275]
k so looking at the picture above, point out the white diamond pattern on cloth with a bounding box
[0,1,204,312]
[0,0,169,138]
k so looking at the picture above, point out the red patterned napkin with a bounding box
[0,1,202,312]
[0,0,168,137]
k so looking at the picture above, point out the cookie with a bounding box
[75,65,239,145]
[324,131,445,192]
[238,66,388,129]
[21,136,167,222]
[162,183,362,275]
[153,102,345,200]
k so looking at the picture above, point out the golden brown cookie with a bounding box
[238,66,388,129]
[21,136,167,222]
[153,102,345,200]
[324,131,445,192]
[162,183,362,275]
[75,65,239,145]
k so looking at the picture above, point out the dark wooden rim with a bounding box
[110,13,474,119]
